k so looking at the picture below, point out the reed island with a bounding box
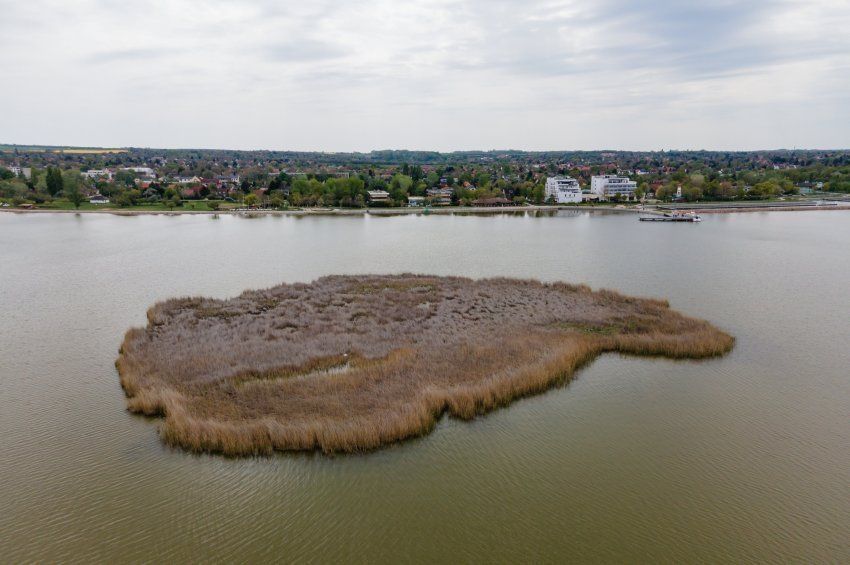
[117,275,733,455]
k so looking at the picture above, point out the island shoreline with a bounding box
[116,274,734,456]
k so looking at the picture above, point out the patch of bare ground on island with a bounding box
[116,274,734,456]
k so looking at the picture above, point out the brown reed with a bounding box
[116,274,734,456]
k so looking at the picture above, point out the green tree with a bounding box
[46,167,63,196]
[65,181,85,209]
[388,174,413,202]
[751,181,780,199]
[269,192,286,209]
[114,189,141,207]
[61,170,83,197]
[114,170,136,187]
[531,184,545,204]
[715,181,736,200]
[244,193,259,207]
[682,185,703,202]
[0,179,29,200]
[655,184,676,201]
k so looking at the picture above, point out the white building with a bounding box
[7,166,31,179]
[545,176,582,203]
[81,169,112,180]
[122,166,156,178]
[590,175,637,200]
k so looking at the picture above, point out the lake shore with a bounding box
[1,204,637,216]
[4,200,849,217]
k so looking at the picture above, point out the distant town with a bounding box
[1,145,848,212]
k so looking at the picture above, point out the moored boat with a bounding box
[640,210,702,222]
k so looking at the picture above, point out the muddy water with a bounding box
[1,210,848,562]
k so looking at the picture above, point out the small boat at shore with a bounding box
[640,211,702,222]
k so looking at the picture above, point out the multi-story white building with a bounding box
[7,166,31,179]
[122,166,156,178]
[81,169,112,180]
[590,175,637,200]
[545,176,582,203]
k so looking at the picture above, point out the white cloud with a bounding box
[1,0,848,150]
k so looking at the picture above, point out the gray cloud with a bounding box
[264,39,346,63]
[85,47,177,64]
[0,0,847,150]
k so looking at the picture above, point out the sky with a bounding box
[1,0,849,151]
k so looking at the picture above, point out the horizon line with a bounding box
[2,142,848,154]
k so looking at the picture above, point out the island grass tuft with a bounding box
[116,274,734,456]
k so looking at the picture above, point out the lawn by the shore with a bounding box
[28,199,232,212]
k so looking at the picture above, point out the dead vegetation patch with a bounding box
[116,274,734,456]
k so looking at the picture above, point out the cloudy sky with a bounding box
[1,0,848,151]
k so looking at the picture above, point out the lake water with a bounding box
[1,210,848,562]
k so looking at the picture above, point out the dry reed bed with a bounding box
[116,274,734,455]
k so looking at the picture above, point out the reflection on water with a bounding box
[0,210,848,562]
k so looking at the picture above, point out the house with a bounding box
[175,175,201,184]
[123,166,156,178]
[545,176,582,203]
[590,175,637,200]
[366,190,391,203]
[797,182,814,195]
[181,185,204,199]
[796,181,823,194]
[8,166,32,179]
[89,194,110,204]
[199,178,223,191]
[407,196,425,207]
[81,169,112,180]
[215,174,240,186]
[426,187,453,205]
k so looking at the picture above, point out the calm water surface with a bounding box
[1,210,848,562]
